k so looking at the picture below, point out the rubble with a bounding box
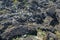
[0,0,60,40]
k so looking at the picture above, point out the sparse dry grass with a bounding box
[0,25,4,29]
[37,29,47,40]
[55,31,60,40]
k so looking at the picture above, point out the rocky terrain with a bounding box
[0,0,60,40]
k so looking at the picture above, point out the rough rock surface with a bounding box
[0,0,60,40]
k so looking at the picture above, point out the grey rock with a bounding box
[1,25,37,40]
[46,32,58,40]
[46,7,57,18]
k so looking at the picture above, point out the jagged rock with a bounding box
[18,2,25,9]
[0,16,3,21]
[46,32,58,40]
[18,0,24,2]
[1,25,37,40]
[50,18,59,27]
[29,1,38,11]
[46,7,56,18]
[0,0,60,40]
[2,0,13,7]
[0,21,12,34]
[56,2,60,9]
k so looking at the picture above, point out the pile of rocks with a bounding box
[0,0,60,40]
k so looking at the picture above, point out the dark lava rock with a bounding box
[35,18,44,24]
[0,0,60,40]
[39,27,56,34]
[46,7,57,18]
[18,0,28,2]
[50,18,59,27]
[40,13,46,19]
[29,1,38,11]
[1,25,37,40]
[16,18,27,23]
[32,13,46,24]
[39,1,49,8]
[46,32,58,40]
[0,36,3,40]
[18,0,24,2]
[2,22,12,27]
[0,16,3,21]
[56,1,60,9]
[2,0,13,7]
[18,2,25,9]
[0,22,12,34]
[53,0,57,2]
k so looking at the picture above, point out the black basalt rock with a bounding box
[36,18,44,24]
[50,18,59,27]
[1,25,37,40]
